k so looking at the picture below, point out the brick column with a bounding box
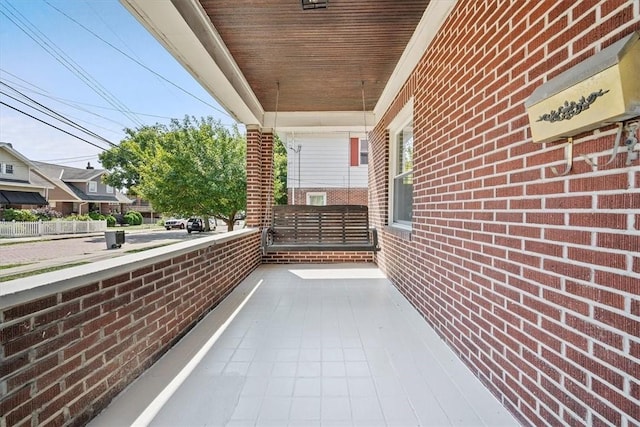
[245,125,263,228]
[261,130,274,227]
[245,126,274,228]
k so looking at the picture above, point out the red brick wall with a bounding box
[0,231,261,426]
[288,187,369,206]
[263,250,374,264]
[370,2,640,426]
[246,126,268,228]
[261,131,274,227]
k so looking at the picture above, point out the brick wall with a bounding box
[288,187,369,206]
[246,126,264,228]
[0,230,261,426]
[370,1,639,426]
[263,250,374,264]
[261,131,274,228]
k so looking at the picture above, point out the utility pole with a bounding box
[288,142,302,205]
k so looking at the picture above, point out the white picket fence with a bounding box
[0,220,107,238]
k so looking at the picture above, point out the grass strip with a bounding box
[0,262,90,282]
[0,262,33,270]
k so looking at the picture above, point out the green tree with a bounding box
[273,135,288,205]
[99,125,163,194]
[128,116,246,231]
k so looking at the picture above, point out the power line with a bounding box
[0,91,114,150]
[1,101,109,151]
[0,72,133,130]
[1,81,118,146]
[0,2,145,127]
[0,69,238,128]
[38,154,99,162]
[44,0,234,120]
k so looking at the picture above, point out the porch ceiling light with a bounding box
[302,0,328,10]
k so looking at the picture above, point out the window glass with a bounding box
[306,192,326,206]
[391,119,413,226]
[106,185,114,194]
[88,181,97,193]
[360,139,368,165]
[5,164,14,174]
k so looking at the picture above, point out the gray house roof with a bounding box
[32,161,128,204]
[32,161,103,182]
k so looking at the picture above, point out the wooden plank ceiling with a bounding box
[199,0,430,113]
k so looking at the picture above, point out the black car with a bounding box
[186,217,216,233]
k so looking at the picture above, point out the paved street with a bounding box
[0,226,231,279]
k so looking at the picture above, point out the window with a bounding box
[106,185,114,194]
[2,163,14,175]
[306,192,326,206]
[360,139,368,165]
[350,137,368,166]
[389,101,413,228]
[88,181,97,193]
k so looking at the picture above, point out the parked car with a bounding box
[164,218,187,230]
[187,217,216,233]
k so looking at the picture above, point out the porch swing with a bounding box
[261,81,379,254]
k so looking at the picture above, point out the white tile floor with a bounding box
[90,264,518,427]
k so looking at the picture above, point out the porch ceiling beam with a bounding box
[263,111,376,134]
[120,0,263,126]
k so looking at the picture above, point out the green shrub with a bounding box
[2,209,38,222]
[106,215,116,227]
[88,211,105,220]
[124,212,136,225]
[125,210,143,225]
[64,214,92,221]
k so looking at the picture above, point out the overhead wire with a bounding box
[0,80,130,135]
[39,154,99,162]
[0,91,113,151]
[1,101,110,151]
[44,0,234,120]
[1,81,118,147]
[0,71,170,125]
[0,2,145,127]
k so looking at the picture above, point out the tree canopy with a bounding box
[100,116,246,231]
[273,135,288,205]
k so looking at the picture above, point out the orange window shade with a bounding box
[350,137,359,166]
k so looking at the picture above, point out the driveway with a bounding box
[0,227,230,279]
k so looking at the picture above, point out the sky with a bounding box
[0,0,236,169]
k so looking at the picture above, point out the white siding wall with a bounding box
[285,133,368,189]
[0,150,30,182]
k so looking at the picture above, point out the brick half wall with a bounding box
[0,229,261,427]
[263,250,375,264]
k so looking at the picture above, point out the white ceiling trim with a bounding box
[120,0,262,125]
[263,111,376,134]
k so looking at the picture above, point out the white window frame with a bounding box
[88,181,97,193]
[3,163,14,175]
[106,185,114,194]
[306,192,327,206]
[388,99,414,229]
